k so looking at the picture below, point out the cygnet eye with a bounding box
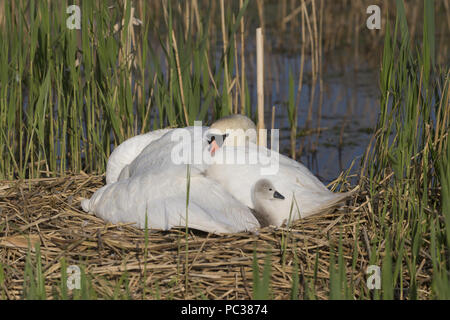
[269,188,273,191]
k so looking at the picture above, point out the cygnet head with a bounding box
[252,179,286,227]
[254,179,285,201]
[207,115,257,155]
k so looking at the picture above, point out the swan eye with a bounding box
[208,134,228,145]
[207,136,216,144]
[269,188,273,191]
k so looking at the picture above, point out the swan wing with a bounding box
[81,171,259,234]
[126,126,211,177]
[106,128,173,184]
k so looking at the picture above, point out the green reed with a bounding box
[297,0,448,300]
[252,248,272,300]
[353,0,449,299]
[0,0,250,179]
[4,0,450,300]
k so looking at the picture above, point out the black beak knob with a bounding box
[273,191,285,200]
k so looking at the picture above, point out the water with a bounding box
[242,38,380,183]
[141,29,381,184]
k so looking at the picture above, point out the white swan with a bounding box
[105,114,256,184]
[204,117,354,226]
[106,128,173,184]
[251,179,287,227]
[81,125,260,234]
[82,114,353,232]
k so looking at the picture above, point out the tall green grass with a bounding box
[356,0,450,299]
[22,244,135,299]
[1,1,448,180]
[3,0,449,300]
[0,0,250,179]
[252,248,272,300]
[298,0,449,300]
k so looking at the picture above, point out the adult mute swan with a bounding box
[105,114,255,184]
[81,125,260,234]
[204,116,354,226]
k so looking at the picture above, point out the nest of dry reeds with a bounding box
[0,174,432,299]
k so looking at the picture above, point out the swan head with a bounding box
[253,179,285,201]
[252,179,286,227]
[207,115,257,154]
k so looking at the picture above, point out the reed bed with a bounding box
[0,0,449,301]
[1,0,449,180]
[0,174,434,300]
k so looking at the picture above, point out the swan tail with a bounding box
[81,198,91,212]
[304,186,359,217]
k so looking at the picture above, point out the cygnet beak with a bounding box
[273,191,285,200]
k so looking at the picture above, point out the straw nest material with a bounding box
[0,174,432,299]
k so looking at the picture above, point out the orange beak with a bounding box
[210,140,220,156]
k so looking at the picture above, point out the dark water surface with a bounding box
[241,40,380,183]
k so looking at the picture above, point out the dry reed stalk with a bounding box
[0,0,4,28]
[313,0,324,153]
[281,0,287,31]
[240,0,246,115]
[161,0,169,26]
[298,0,316,156]
[184,0,190,41]
[233,14,239,115]
[291,0,300,29]
[311,0,319,124]
[305,0,319,156]
[118,1,134,74]
[445,0,450,33]
[141,74,158,134]
[256,0,265,36]
[171,30,190,126]
[220,0,232,113]
[282,1,305,27]
[192,0,202,35]
[256,27,266,148]
[271,106,276,131]
[0,173,410,300]
[204,52,220,96]
[292,0,307,160]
